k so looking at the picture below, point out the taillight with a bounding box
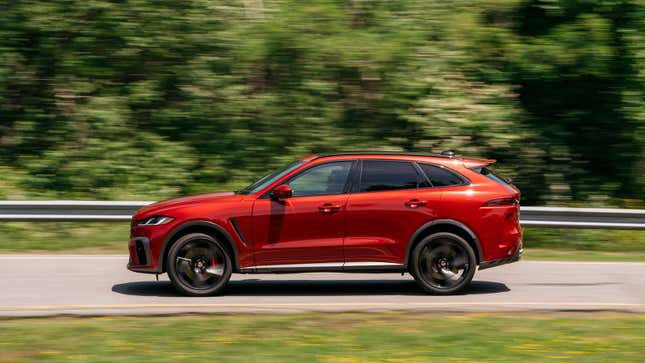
[482,198,518,207]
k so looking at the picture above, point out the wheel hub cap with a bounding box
[419,239,471,290]
[174,241,226,290]
[439,258,448,268]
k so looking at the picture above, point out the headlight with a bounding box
[136,216,175,226]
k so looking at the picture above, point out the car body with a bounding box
[128,151,522,295]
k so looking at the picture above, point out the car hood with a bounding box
[136,191,238,216]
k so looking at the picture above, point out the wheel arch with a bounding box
[404,219,483,267]
[160,220,241,273]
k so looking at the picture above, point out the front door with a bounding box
[251,161,354,266]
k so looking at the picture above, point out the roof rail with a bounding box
[313,151,457,159]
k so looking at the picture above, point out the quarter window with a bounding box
[287,161,353,197]
[359,161,424,192]
[478,167,510,186]
[419,163,466,187]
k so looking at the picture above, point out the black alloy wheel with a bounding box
[167,233,232,296]
[410,232,476,294]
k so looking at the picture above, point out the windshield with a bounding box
[236,160,304,195]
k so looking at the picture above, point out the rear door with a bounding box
[344,160,441,264]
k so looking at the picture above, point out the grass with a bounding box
[0,312,643,362]
[523,227,644,252]
[0,222,128,254]
[0,222,642,261]
[524,248,645,262]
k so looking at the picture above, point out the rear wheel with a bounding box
[167,233,232,296]
[410,232,476,294]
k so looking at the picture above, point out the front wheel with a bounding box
[410,232,476,294]
[167,233,233,296]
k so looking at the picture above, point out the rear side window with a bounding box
[418,163,467,187]
[478,167,510,186]
[360,161,424,192]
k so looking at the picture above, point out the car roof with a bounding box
[305,152,495,168]
[315,151,453,159]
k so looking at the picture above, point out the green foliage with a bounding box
[0,222,128,253]
[0,0,643,204]
[523,227,645,252]
[1,313,644,362]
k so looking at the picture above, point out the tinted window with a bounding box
[479,167,510,186]
[360,161,423,192]
[288,161,353,197]
[419,164,466,187]
[238,160,304,194]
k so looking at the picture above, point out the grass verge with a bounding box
[524,248,645,262]
[0,222,128,254]
[0,223,642,261]
[0,313,643,362]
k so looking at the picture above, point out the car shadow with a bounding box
[112,279,509,297]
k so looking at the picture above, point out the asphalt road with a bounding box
[0,255,643,316]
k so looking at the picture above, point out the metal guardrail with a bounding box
[0,201,644,229]
[519,207,645,229]
[0,201,148,221]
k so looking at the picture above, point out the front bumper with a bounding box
[127,219,178,273]
[127,237,158,273]
[478,242,523,270]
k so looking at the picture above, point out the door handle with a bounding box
[404,199,427,208]
[318,203,341,214]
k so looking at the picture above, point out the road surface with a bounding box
[0,255,643,316]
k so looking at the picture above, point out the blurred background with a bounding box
[0,0,643,254]
[1,0,643,206]
[0,2,644,361]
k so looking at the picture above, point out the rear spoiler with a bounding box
[461,157,496,169]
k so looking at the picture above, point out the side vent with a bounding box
[230,217,249,248]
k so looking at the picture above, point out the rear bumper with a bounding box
[478,242,523,270]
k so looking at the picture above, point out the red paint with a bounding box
[344,188,441,263]
[127,153,522,273]
[251,194,347,264]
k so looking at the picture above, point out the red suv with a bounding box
[128,151,522,296]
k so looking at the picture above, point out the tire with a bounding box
[167,233,233,296]
[410,232,476,294]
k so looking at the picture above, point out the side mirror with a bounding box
[271,184,293,200]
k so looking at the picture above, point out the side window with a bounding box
[419,163,466,187]
[478,167,510,186]
[288,161,353,197]
[360,161,423,192]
